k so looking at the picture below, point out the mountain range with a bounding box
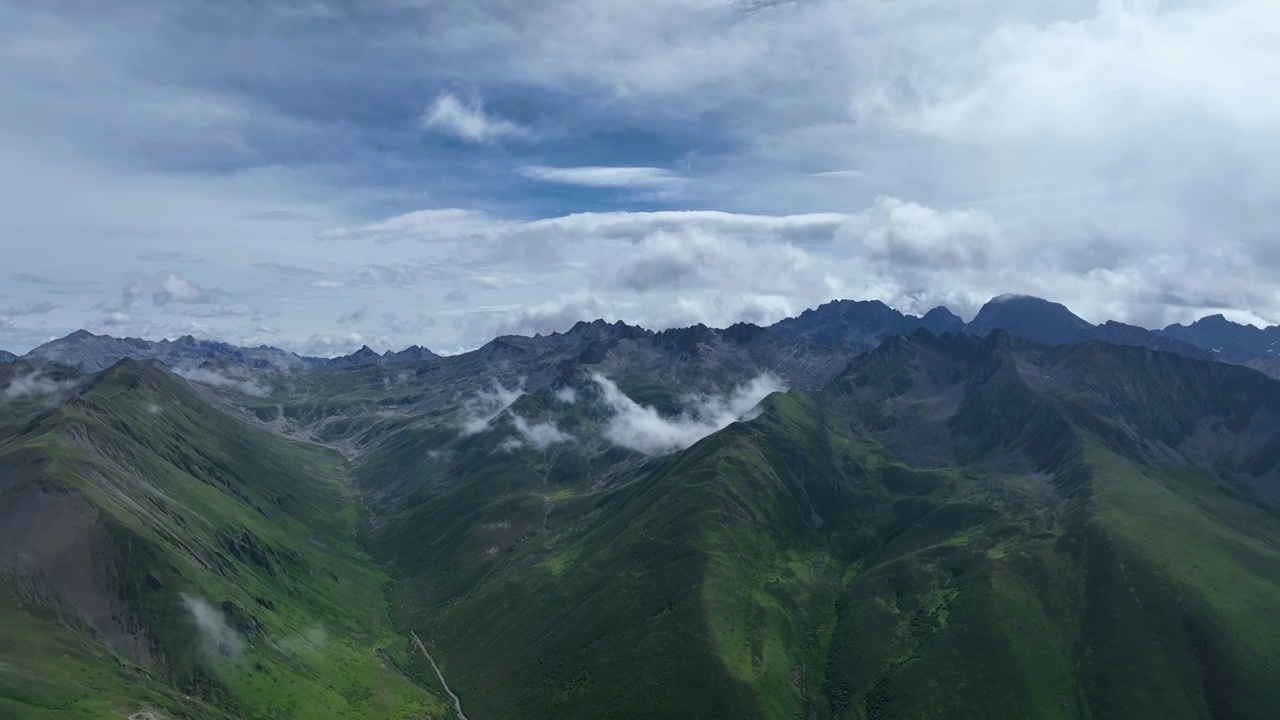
[3,294,1280,719]
[4,294,1276,380]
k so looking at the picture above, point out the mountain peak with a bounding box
[967,295,1092,345]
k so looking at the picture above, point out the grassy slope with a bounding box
[8,339,1277,720]
[0,361,450,719]
[351,339,1280,720]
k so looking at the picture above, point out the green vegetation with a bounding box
[0,361,450,719]
[4,331,1280,719]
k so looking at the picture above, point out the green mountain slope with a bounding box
[349,333,1280,720]
[0,360,451,719]
[5,330,1280,720]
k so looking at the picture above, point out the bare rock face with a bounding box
[0,449,156,667]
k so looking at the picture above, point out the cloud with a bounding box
[10,273,99,288]
[554,386,578,404]
[296,332,392,357]
[590,372,784,455]
[4,0,1280,352]
[337,306,367,326]
[459,380,524,435]
[153,274,219,305]
[0,301,58,316]
[173,366,271,397]
[838,196,1005,269]
[518,166,685,190]
[2,371,76,400]
[138,251,201,263]
[510,414,573,449]
[420,92,524,143]
[250,262,322,278]
[486,292,616,337]
[240,209,312,222]
[444,287,470,303]
[181,594,245,658]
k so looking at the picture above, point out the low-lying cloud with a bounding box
[173,366,271,397]
[181,594,245,658]
[509,414,572,450]
[591,373,784,455]
[2,371,76,399]
[459,380,523,435]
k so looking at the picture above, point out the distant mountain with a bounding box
[24,330,317,371]
[766,294,1280,377]
[20,330,439,372]
[385,344,439,363]
[1085,320,1217,361]
[7,309,1280,719]
[327,344,440,368]
[0,350,15,364]
[326,345,385,368]
[1162,314,1280,362]
[965,293,1093,344]
[346,329,1280,719]
[768,299,961,351]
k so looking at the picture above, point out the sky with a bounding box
[1,0,1278,357]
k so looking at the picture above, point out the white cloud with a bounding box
[459,380,524,435]
[510,414,573,449]
[554,386,578,404]
[5,0,1280,353]
[487,292,617,337]
[296,332,390,357]
[888,0,1280,145]
[2,371,76,399]
[181,594,245,658]
[337,306,367,326]
[420,92,524,143]
[518,166,685,189]
[591,372,784,455]
[173,365,271,397]
[1,301,57,316]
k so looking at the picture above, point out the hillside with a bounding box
[345,331,1280,719]
[0,360,451,719]
[4,323,1280,720]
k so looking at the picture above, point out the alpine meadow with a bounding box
[4,0,1280,718]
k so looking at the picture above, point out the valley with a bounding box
[3,299,1280,719]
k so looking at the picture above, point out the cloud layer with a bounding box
[1,0,1277,353]
[1,370,75,399]
[173,366,271,397]
[459,381,524,435]
[591,373,784,455]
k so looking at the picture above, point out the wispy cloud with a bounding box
[173,365,271,397]
[518,166,685,190]
[590,373,784,455]
[336,306,367,326]
[2,370,76,400]
[1,301,58,316]
[10,273,99,288]
[421,92,524,143]
[459,380,524,435]
[509,414,572,450]
[181,594,245,658]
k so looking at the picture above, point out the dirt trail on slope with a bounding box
[410,631,469,720]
